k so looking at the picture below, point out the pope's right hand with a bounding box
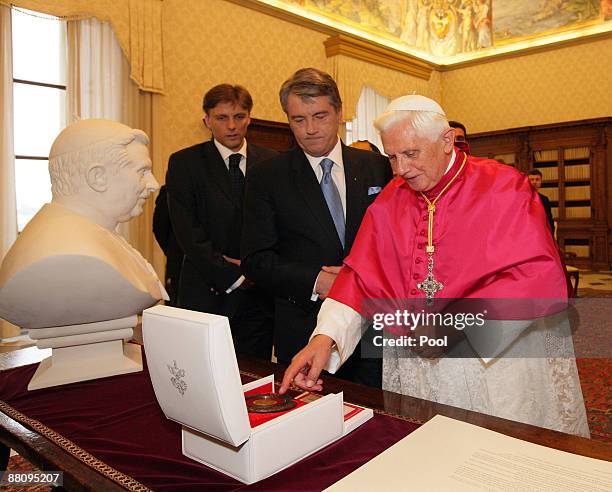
[279,335,334,394]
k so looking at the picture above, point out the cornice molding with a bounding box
[437,30,612,71]
[226,0,337,36]
[324,34,433,80]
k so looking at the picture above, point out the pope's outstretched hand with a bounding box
[279,335,335,394]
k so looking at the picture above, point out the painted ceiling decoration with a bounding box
[249,0,612,65]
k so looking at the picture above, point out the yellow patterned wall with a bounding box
[159,0,326,163]
[158,0,610,161]
[441,37,612,134]
[156,0,442,167]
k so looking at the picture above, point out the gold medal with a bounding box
[245,393,297,413]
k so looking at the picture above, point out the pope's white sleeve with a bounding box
[464,319,533,363]
[310,298,365,373]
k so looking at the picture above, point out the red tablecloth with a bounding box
[0,359,420,491]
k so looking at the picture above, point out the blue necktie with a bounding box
[320,158,345,248]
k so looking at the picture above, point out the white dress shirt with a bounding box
[214,138,247,174]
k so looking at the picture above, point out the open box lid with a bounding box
[143,305,251,447]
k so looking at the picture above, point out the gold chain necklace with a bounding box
[417,153,468,304]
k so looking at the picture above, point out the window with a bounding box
[12,8,67,230]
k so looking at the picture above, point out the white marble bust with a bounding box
[0,119,167,329]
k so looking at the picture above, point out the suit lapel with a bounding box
[291,149,343,252]
[246,143,258,171]
[202,141,233,203]
[343,145,364,252]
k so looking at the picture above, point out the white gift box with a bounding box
[143,305,373,485]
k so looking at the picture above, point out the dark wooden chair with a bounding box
[564,251,580,297]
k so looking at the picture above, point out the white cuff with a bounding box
[310,298,364,372]
[311,272,321,302]
[325,349,342,374]
[225,275,245,294]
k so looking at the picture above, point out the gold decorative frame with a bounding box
[324,34,433,80]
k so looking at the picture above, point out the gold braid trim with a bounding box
[238,368,264,382]
[369,408,425,425]
[0,400,151,492]
[238,370,425,426]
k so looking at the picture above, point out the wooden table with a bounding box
[0,347,609,491]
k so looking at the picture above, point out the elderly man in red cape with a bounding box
[280,95,588,437]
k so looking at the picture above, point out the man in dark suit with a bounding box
[165,84,277,359]
[242,68,393,387]
[448,120,471,154]
[527,169,556,237]
[152,185,183,306]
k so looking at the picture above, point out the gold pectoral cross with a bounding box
[416,153,467,306]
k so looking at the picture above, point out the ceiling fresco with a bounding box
[252,0,612,64]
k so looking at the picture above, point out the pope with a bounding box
[280,95,589,437]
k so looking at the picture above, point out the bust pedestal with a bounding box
[27,315,142,390]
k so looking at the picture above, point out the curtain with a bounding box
[0,5,16,259]
[0,0,164,94]
[327,55,361,122]
[349,86,389,153]
[0,5,21,339]
[0,5,20,339]
[67,17,157,267]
